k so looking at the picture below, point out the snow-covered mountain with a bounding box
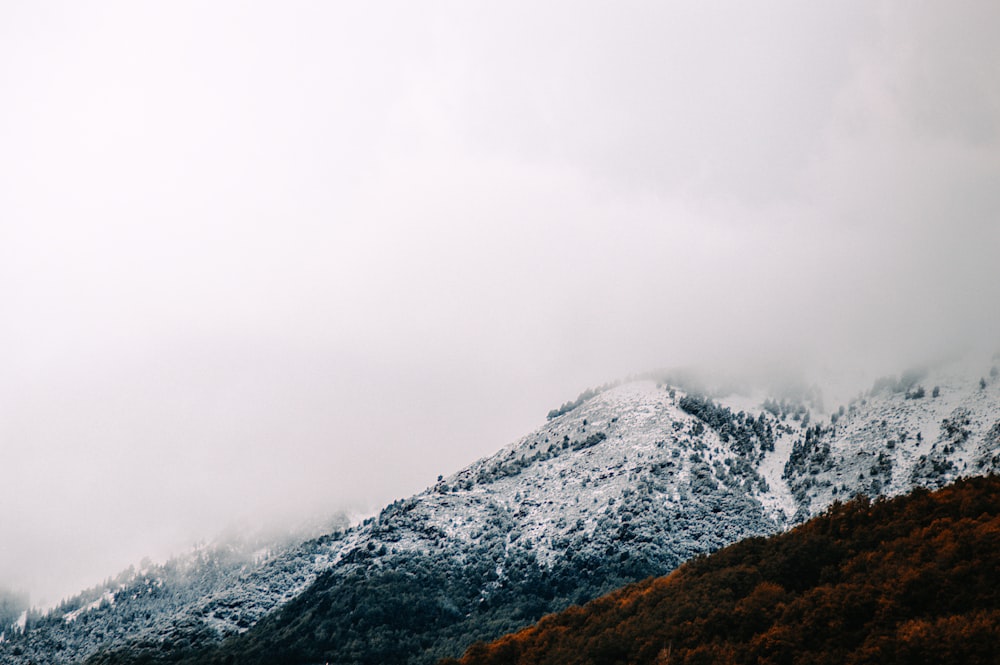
[4,362,999,665]
[0,518,349,664]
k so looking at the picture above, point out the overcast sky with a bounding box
[2,1,999,607]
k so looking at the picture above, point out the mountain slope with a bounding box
[90,381,783,665]
[85,365,1000,665]
[5,364,999,665]
[444,474,1000,665]
[0,520,348,665]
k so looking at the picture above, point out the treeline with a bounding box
[445,475,1000,665]
[678,394,775,454]
[546,383,618,420]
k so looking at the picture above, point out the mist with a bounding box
[2,1,999,607]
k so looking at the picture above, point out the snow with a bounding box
[64,590,116,623]
[6,361,999,665]
[757,428,798,519]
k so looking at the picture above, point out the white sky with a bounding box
[2,1,999,607]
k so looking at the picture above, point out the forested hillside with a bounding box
[445,475,1000,665]
[0,522,348,665]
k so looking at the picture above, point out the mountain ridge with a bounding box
[3,361,999,664]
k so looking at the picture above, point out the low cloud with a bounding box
[1,1,998,606]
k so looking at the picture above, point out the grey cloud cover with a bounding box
[1,1,998,606]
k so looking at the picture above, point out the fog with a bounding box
[2,1,999,607]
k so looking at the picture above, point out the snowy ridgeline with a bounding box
[3,364,1000,665]
[0,521,350,664]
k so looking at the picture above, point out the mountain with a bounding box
[0,518,349,665]
[4,362,999,665]
[442,474,1000,665]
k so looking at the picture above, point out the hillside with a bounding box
[0,520,349,665]
[443,474,1000,665]
[88,365,1000,665]
[4,363,999,665]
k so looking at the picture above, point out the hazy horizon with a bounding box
[3,1,999,607]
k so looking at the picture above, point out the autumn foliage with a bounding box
[444,475,1000,665]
